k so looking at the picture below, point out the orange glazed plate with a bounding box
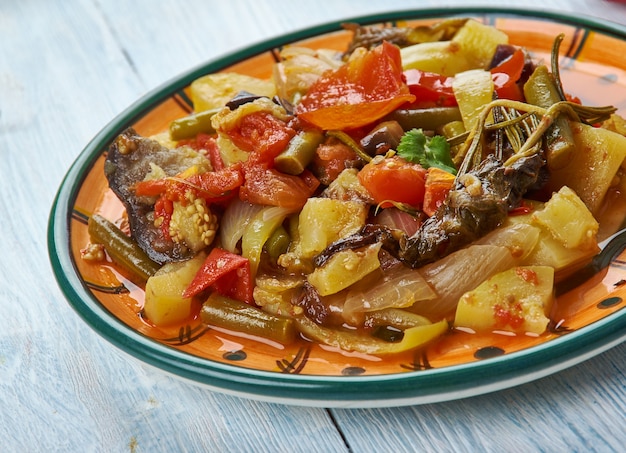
[48,7,626,408]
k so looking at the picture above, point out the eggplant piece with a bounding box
[315,153,545,270]
[104,127,206,264]
[360,121,404,156]
[399,153,545,267]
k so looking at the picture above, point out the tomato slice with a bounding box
[224,111,296,164]
[296,41,415,130]
[240,167,320,210]
[188,166,243,198]
[422,167,456,217]
[358,156,427,208]
[197,134,225,171]
[311,138,358,184]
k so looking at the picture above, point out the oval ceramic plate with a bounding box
[49,7,626,408]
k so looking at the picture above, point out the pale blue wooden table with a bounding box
[2,1,625,451]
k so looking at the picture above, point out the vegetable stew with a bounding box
[83,17,626,358]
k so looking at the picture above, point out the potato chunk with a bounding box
[453,69,494,131]
[531,186,599,250]
[191,73,276,112]
[548,122,626,213]
[401,41,472,77]
[298,198,368,258]
[454,266,554,334]
[506,189,599,279]
[307,243,382,296]
[144,253,205,326]
[451,19,509,69]
[401,19,508,76]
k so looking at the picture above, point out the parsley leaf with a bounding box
[396,128,457,175]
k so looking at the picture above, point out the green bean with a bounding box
[169,108,221,141]
[201,293,296,344]
[87,214,160,281]
[264,225,290,263]
[385,107,462,131]
[274,130,324,175]
[523,65,575,169]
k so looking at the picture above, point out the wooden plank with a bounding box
[331,343,626,451]
[2,0,626,451]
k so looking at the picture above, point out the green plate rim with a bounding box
[48,6,626,408]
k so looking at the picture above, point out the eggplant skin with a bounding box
[104,127,200,264]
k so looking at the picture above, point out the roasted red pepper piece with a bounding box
[491,48,525,101]
[403,69,457,108]
[423,167,456,217]
[183,247,254,304]
[239,166,320,210]
[134,166,243,201]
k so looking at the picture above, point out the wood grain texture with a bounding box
[1,0,625,451]
[332,343,626,452]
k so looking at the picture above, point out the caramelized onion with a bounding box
[219,198,264,253]
[413,244,516,320]
[343,264,436,325]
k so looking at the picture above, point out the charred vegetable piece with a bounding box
[313,223,402,268]
[105,128,210,264]
[342,19,467,56]
[225,91,268,110]
[201,293,296,345]
[398,153,545,268]
[87,214,160,282]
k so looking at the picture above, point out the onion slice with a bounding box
[219,198,264,253]
[413,244,516,320]
[410,224,541,319]
[343,264,436,325]
[241,206,295,278]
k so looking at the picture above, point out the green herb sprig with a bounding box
[396,128,457,175]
